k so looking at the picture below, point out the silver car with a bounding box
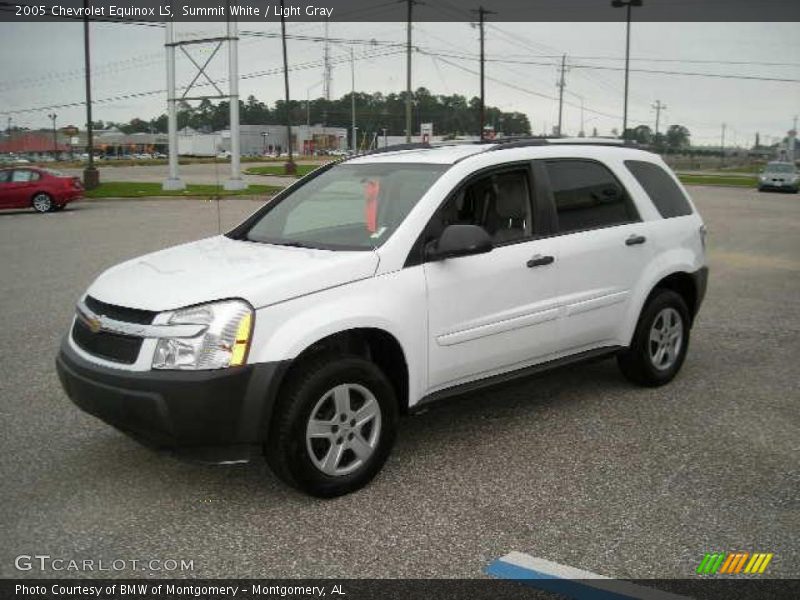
[758,161,799,193]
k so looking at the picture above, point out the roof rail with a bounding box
[347,142,432,160]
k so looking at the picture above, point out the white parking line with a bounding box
[486,551,690,600]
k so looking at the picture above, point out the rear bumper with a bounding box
[56,339,288,463]
[59,191,83,205]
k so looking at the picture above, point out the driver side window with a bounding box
[434,168,533,246]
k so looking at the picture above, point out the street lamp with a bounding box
[48,113,57,158]
[611,0,642,141]
[261,132,269,156]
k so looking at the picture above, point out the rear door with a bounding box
[423,163,561,392]
[540,158,654,351]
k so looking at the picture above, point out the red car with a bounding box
[0,167,84,213]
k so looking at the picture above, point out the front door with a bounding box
[424,165,561,392]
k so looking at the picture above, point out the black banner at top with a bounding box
[1,0,800,23]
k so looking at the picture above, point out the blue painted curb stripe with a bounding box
[486,559,630,600]
[486,556,691,600]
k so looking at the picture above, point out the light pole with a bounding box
[48,113,58,158]
[611,0,642,141]
[261,132,269,156]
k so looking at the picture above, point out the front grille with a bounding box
[84,295,157,325]
[72,317,142,364]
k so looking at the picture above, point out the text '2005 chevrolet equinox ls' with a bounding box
[57,139,708,497]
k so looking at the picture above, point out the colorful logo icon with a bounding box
[696,552,774,575]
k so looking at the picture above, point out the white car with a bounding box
[57,140,708,497]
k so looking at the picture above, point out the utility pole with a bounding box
[611,0,642,140]
[556,54,567,137]
[280,0,295,174]
[652,99,666,146]
[405,0,414,143]
[48,113,57,157]
[82,0,98,187]
[322,19,331,126]
[473,6,495,140]
[720,122,726,168]
[351,47,356,153]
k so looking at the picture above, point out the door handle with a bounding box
[527,254,555,268]
[625,235,646,246]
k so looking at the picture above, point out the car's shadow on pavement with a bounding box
[69,356,630,502]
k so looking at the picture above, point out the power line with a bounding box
[3,47,406,115]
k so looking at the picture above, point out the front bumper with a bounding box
[56,339,288,463]
[758,181,798,192]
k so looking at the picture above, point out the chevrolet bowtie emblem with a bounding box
[86,315,102,333]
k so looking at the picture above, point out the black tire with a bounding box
[617,289,691,387]
[265,355,398,497]
[31,192,53,213]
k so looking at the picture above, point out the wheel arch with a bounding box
[279,327,410,415]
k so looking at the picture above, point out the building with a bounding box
[216,124,348,156]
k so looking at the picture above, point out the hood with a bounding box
[87,235,380,312]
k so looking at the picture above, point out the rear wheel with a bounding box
[618,289,691,387]
[265,355,398,497]
[31,193,53,213]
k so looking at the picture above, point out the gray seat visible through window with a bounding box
[486,174,530,244]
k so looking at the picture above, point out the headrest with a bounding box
[494,177,527,219]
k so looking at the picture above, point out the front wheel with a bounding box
[617,289,691,387]
[265,356,398,497]
[32,193,53,213]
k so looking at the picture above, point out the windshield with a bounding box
[765,163,796,174]
[244,163,447,250]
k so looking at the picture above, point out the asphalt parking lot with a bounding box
[0,186,797,580]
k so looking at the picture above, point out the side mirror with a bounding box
[426,224,493,261]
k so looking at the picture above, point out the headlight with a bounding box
[152,299,253,370]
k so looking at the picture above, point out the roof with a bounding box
[0,133,70,154]
[347,138,645,166]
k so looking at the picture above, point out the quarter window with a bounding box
[11,169,37,182]
[544,160,637,234]
[625,160,693,218]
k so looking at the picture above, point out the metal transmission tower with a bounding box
[556,54,567,137]
[163,12,246,191]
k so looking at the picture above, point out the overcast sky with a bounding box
[1,20,798,146]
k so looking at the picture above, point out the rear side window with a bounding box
[0,170,10,183]
[625,160,693,218]
[11,170,38,182]
[544,159,638,234]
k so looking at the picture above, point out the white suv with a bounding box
[57,140,708,497]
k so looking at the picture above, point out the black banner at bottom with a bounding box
[4,579,800,600]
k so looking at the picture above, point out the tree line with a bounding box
[92,87,532,138]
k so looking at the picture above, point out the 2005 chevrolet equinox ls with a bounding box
[57,139,708,497]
